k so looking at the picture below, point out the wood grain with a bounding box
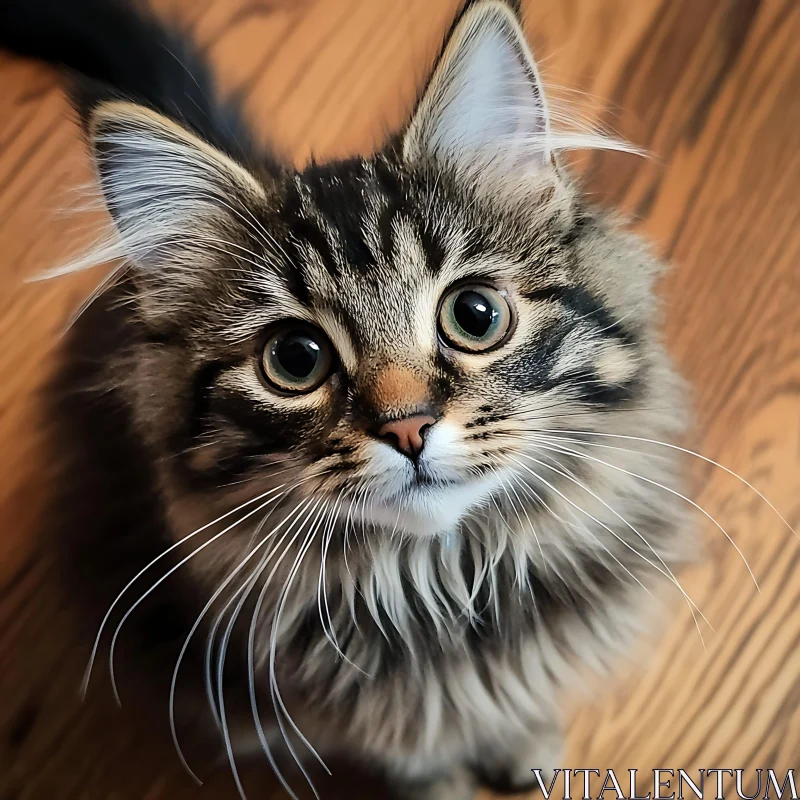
[1,1,798,798]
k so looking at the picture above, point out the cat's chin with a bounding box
[352,474,502,537]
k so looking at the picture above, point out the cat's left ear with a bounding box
[403,0,551,177]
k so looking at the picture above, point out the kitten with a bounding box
[0,0,692,797]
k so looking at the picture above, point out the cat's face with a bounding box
[88,1,664,538]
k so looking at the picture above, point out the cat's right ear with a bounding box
[90,99,266,250]
[87,100,270,286]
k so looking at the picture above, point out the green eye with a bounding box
[438,284,513,352]
[261,323,333,393]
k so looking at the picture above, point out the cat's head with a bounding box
[84,0,676,539]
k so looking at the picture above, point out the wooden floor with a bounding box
[1,1,799,797]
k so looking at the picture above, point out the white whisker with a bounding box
[81,483,287,698]
[316,490,369,675]
[505,467,659,606]
[243,498,328,800]
[504,453,710,644]
[537,430,796,539]
[168,481,314,780]
[108,487,293,705]
[219,496,319,800]
[268,502,332,800]
[526,436,760,591]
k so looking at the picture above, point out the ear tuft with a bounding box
[47,100,273,317]
[403,0,640,182]
[404,1,549,175]
[90,100,265,249]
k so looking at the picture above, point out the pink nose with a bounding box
[377,415,436,459]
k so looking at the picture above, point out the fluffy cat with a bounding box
[0,0,692,797]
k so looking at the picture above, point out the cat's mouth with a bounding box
[408,471,461,489]
[395,458,472,494]
[354,467,504,536]
[377,473,463,502]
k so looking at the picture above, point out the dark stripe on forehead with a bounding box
[282,183,342,279]
[284,263,312,308]
[371,157,407,265]
[302,159,375,276]
[417,221,447,274]
[460,228,488,263]
[229,206,313,308]
[250,229,312,308]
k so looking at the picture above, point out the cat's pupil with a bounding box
[454,290,497,337]
[275,333,320,379]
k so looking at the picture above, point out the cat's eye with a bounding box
[261,323,333,394]
[438,284,513,352]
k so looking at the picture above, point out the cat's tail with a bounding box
[0,0,253,160]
